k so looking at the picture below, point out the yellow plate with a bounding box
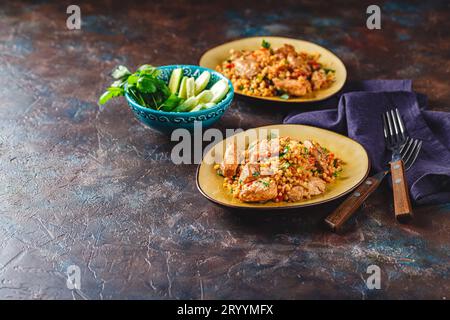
[196,124,369,210]
[199,36,347,103]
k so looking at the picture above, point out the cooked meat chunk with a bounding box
[260,161,277,176]
[306,177,326,195]
[275,44,296,57]
[234,57,260,79]
[248,138,280,163]
[272,77,312,97]
[287,186,306,201]
[311,70,328,90]
[304,140,325,171]
[303,140,313,149]
[238,178,278,202]
[287,54,301,67]
[287,178,325,201]
[220,142,239,177]
[248,139,269,163]
[239,163,261,184]
[287,54,310,71]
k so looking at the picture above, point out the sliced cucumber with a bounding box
[203,102,216,109]
[174,96,198,112]
[190,102,216,112]
[168,68,183,94]
[196,90,213,104]
[190,104,205,112]
[178,76,188,98]
[210,79,230,103]
[186,77,196,98]
[194,71,211,95]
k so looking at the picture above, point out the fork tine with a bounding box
[390,109,399,136]
[395,109,405,134]
[395,108,407,143]
[400,136,410,153]
[385,111,394,137]
[402,139,418,165]
[385,111,395,145]
[400,137,413,157]
[383,113,393,147]
[405,140,422,170]
[382,113,389,140]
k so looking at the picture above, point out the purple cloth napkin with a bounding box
[284,80,450,205]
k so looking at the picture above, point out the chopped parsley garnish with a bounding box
[333,159,338,167]
[261,39,271,49]
[279,145,290,157]
[323,68,335,74]
[281,162,291,170]
[252,171,260,177]
[238,85,244,90]
[261,180,270,187]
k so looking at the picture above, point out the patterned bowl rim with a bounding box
[124,65,234,117]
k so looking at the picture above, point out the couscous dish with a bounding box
[214,136,343,203]
[216,40,335,99]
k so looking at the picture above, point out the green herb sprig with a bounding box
[98,64,183,111]
[261,39,271,49]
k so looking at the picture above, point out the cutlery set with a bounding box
[325,109,422,232]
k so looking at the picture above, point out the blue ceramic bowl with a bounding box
[125,65,234,133]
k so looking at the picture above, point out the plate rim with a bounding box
[196,124,371,211]
[199,36,348,104]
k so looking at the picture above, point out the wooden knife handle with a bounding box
[325,175,384,232]
[390,160,413,222]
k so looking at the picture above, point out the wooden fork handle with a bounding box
[390,160,413,222]
[325,175,384,232]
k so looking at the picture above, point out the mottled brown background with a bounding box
[0,0,449,299]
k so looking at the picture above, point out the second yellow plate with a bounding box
[197,124,369,210]
[199,36,347,103]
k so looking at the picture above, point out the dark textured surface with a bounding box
[0,0,449,299]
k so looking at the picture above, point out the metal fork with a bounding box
[325,136,422,231]
[383,108,416,222]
